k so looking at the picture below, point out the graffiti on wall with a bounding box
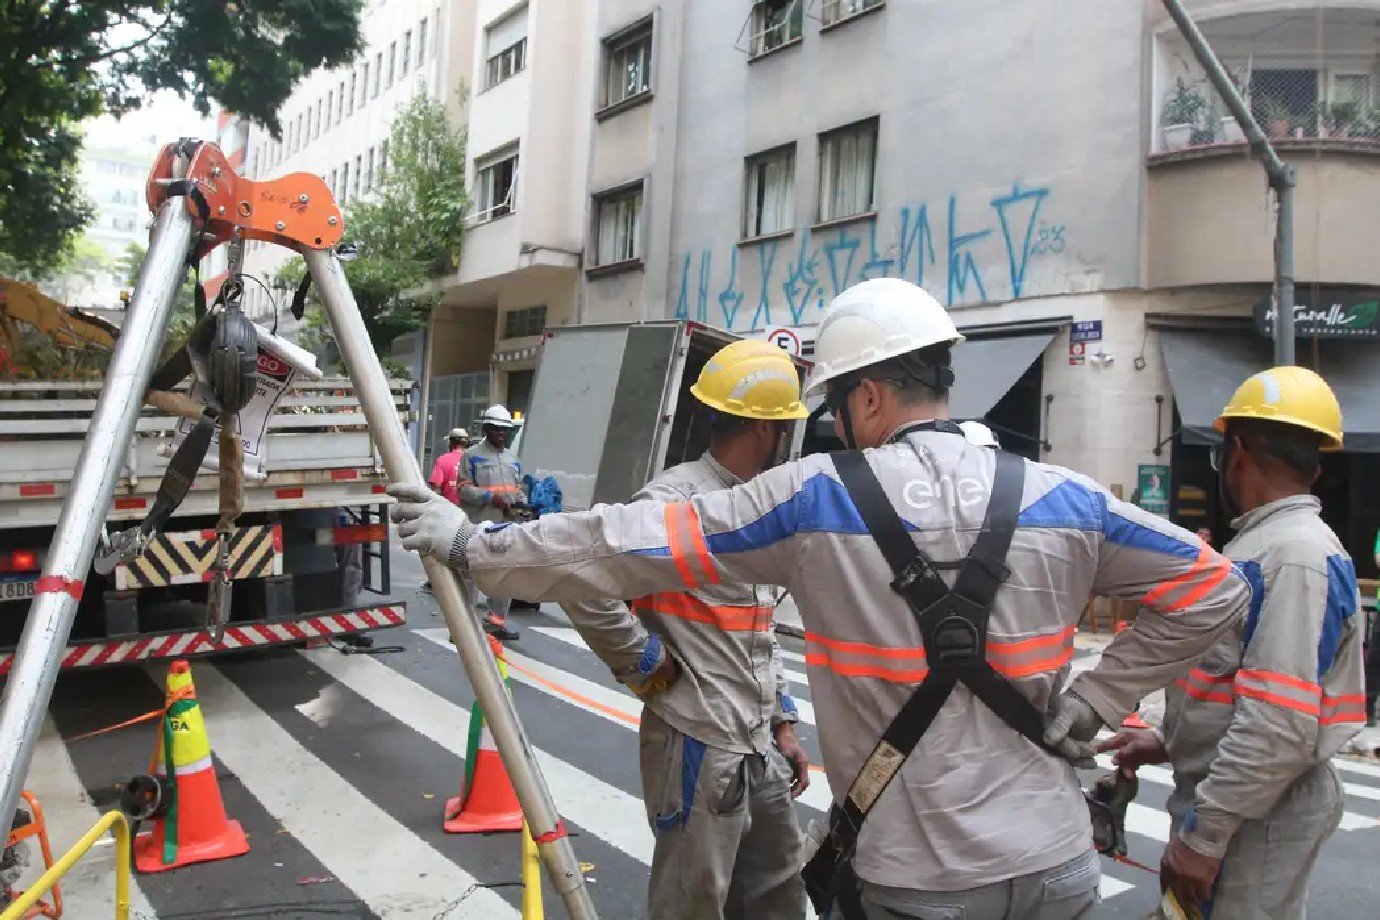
[674,181,1069,332]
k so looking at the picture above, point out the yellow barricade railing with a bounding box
[1,811,130,920]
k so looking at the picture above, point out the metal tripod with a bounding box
[0,141,598,919]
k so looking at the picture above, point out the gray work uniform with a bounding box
[463,427,1248,905]
[561,453,804,920]
[1161,495,1365,919]
[458,438,524,623]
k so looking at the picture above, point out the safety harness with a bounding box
[802,423,1129,917]
[96,164,259,642]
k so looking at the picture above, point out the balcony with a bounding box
[1150,6,1380,156]
[1146,5,1380,289]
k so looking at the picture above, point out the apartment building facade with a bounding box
[563,0,1379,573]
[234,0,470,328]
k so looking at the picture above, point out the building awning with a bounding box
[949,332,1055,419]
[1159,329,1380,452]
[808,332,1054,436]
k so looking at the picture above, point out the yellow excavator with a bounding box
[0,277,118,380]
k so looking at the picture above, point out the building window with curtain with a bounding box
[818,0,884,26]
[817,118,877,223]
[353,154,362,197]
[485,7,528,89]
[472,148,519,224]
[337,81,345,123]
[593,183,644,266]
[601,19,652,111]
[387,42,396,87]
[402,30,412,75]
[340,162,350,203]
[744,145,795,238]
[379,139,389,180]
[349,71,357,115]
[365,148,375,191]
[418,18,428,61]
[373,52,382,97]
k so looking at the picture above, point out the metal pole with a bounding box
[0,193,194,829]
[304,249,598,920]
[1161,0,1296,364]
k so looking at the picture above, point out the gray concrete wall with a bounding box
[662,0,1149,334]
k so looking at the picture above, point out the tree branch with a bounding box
[34,8,176,70]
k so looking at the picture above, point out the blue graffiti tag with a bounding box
[782,230,821,324]
[718,246,745,328]
[990,182,1049,299]
[947,194,991,305]
[750,241,779,329]
[895,204,936,289]
[696,250,712,322]
[858,218,896,282]
[674,253,691,321]
[822,226,861,298]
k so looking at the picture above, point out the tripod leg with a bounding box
[304,249,598,919]
[0,196,196,827]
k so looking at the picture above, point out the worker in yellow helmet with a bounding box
[1100,366,1365,918]
[560,338,811,919]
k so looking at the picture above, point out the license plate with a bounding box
[0,579,37,602]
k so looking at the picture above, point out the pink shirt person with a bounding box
[428,429,470,504]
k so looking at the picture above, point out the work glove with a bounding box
[386,483,476,569]
[1043,690,1103,768]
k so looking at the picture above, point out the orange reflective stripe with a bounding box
[632,593,770,632]
[1237,668,1321,696]
[986,626,1075,657]
[1175,667,1235,704]
[1320,692,1367,725]
[804,632,924,661]
[664,503,720,590]
[1234,669,1322,717]
[991,647,1073,679]
[1144,546,1233,613]
[486,484,524,494]
[805,652,928,683]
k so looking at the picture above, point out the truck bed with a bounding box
[0,378,412,529]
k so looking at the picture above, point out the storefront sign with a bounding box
[1136,464,1171,516]
[1068,341,1086,366]
[1254,291,1380,339]
[1070,320,1103,343]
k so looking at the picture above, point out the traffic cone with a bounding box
[133,660,249,872]
[444,643,524,834]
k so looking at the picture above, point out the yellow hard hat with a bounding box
[1214,365,1343,451]
[691,339,809,421]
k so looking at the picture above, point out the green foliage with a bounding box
[1163,78,1206,126]
[0,0,365,273]
[275,93,466,369]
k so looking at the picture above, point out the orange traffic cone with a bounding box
[444,640,523,834]
[134,660,249,873]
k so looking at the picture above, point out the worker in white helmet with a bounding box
[389,278,1248,919]
[959,420,1000,449]
[456,405,524,640]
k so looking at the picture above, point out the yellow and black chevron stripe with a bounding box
[116,525,283,590]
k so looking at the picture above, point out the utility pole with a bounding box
[1161,0,1296,365]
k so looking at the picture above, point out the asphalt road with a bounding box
[18,545,1380,918]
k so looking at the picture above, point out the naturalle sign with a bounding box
[1255,291,1380,339]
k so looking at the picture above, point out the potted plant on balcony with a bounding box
[1259,97,1292,138]
[1320,100,1361,138]
[1162,79,1206,150]
[1219,69,1247,143]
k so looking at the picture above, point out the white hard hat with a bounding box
[804,278,964,398]
[480,404,517,429]
[448,427,470,440]
[959,420,1000,449]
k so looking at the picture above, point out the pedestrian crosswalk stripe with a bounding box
[1096,753,1380,812]
[297,644,658,864]
[176,662,519,918]
[29,718,160,919]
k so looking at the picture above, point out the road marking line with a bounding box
[181,663,518,919]
[299,644,656,864]
[24,718,160,919]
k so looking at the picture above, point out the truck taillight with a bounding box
[0,550,39,573]
[275,487,305,500]
[331,524,386,545]
[19,484,54,498]
[371,484,387,494]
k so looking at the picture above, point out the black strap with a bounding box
[804,448,1046,918]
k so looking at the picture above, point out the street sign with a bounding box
[1070,320,1103,343]
[766,327,802,356]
